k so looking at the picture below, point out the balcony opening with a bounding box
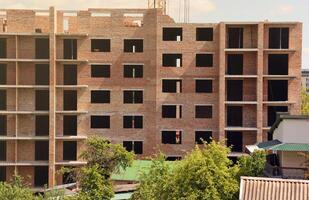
[63,141,77,161]
[35,141,49,160]
[228,28,243,48]
[63,90,77,111]
[91,90,110,104]
[227,80,243,101]
[163,54,182,67]
[123,115,143,129]
[34,166,48,187]
[123,141,143,154]
[162,79,182,93]
[35,116,49,136]
[195,80,213,93]
[0,115,6,136]
[267,106,288,127]
[195,105,212,118]
[91,116,110,129]
[163,28,182,41]
[226,131,243,152]
[196,27,213,41]
[63,115,77,136]
[124,64,143,78]
[227,54,243,75]
[63,65,77,85]
[268,80,288,101]
[162,105,182,118]
[124,39,143,53]
[227,106,243,126]
[91,64,110,78]
[0,167,6,182]
[0,64,6,84]
[195,131,212,144]
[196,54,213,67]
[0,90,6,110]
[268,54,288,75]
[35,38,49,59]
[35,90,49,111]
[166,156,181,161]
[162,131,182,144]
[35,64,49,85]
[91,39,110,52]
[123,90,143,104]
[0,141,6,161]
[0,38,6,58]
[63,39,77,59]
[269,28,289,49]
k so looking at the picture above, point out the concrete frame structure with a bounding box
[0,7,302,187]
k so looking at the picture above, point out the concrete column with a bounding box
[48,6,57,187]
[218,22,226,141]
[256,23,264,142]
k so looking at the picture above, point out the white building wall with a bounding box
[273,119,309,143]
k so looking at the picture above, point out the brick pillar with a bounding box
[256,23,264,142]
[218,22,226,141]
[48,6,57,187]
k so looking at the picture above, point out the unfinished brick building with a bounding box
[0,7,302,188]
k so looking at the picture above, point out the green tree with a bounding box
[237,150,266,178]
[301,88,309,115]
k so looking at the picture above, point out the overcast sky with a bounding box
[1,0,308,68]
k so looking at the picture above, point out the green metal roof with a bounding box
[112,192,133,200]
[257,140,281,149]
[270,143,309,151]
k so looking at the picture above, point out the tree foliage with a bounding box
[301,88,309,115]
[237,150,266,177]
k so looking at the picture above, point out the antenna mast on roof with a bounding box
[148,0,167,15]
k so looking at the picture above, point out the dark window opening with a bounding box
[267,131,273,141]
[63,169,75,184]
[163,28,182,41]
[35,64,49,85]
[0,141,6,161]
[227,80,243,101]
[162,131,182,144]
[268,54,288,75]
[91,65,110,78]
[35,90,49,111]
[35,116,49,136]
[63,39,77,59]
[0,115,6,136]
[91,116,110,129]
[124,39,143,53]
[63,141,77,161]
[123,116,143,129]
[63,65,77,85]
[227,106,243,127]
[63,115,77,136]
[162,105,182,118]
[228,28,243,48]
[166,156,181,161]
[91,39,110,52]
[267,106,288,127]
[0,38,7,58]
[0,167,6,182]
[35,141,49,161]
[227,131,243,152]
[91,90,110,104]
[123,91,143,104]
[196,80,213,93]
[195,105,212,118]
[269,28,289,49]
[0,64,7,84]
[268,80,288,101]
[0,90,6,110]
[162,54,182,67]
[196,54,213,67]
[63,90,77,110]
[227,54,243,75]
[196,28,213,41]
[124,65,143,78]
[35,38,49,59]
[123,141,143,154]
[34,166,48,187]
[195,131,212,144]
[162,79,182,93]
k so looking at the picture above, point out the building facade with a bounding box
[0,7,302,187]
